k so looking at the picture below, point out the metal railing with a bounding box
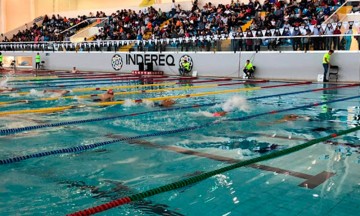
[59,17,108,35]
[1,21,359,53]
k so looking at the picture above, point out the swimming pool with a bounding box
[0,73,359,216]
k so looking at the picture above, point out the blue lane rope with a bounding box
[7,80,141,89]
[8,77,139,86]
[1,94,359,165]
[0,84,357,136]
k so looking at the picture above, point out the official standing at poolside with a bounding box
[35,53,41,70]
[0,52,3,68]
[322,50,333,82]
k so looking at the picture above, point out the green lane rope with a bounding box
[67,126,360,216]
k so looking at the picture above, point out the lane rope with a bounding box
[0,82,177,96]
[0,82,309,116]
[0,83,357,135]
[1,93,359,165]
[67,125,360,216]
[0,80,267,104]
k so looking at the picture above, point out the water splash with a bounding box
[0,75,9,87]
[123,99,137,107]
[221,95,249,112]
[189,111,215,118]
[29,89,45,97]
[142,99,155,107]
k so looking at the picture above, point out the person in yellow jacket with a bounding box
[243,60,254,78]
[0,52,3,68]
[179,59,191,76]
[35,53,41,70]
[322,50,333,82]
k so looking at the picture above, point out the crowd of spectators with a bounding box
[2,0,358,52]
[2,12,104,43]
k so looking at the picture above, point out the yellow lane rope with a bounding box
[0,86,259,116]
[0,82,177,96]
[98,86,261,106]
[0,82,239,105]
[7,76,59,81]
[40,84,220,101]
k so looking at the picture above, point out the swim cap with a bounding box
[213,112,221,117]
[107,89,114,94]
[213,112,226,117]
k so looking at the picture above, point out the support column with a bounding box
[0,0,6,34]
[30,0,35,20]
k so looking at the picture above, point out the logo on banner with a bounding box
[179,55,193,71]
[111,54,123,71]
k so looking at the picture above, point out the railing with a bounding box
[0,33,359,53]
[1,20,360,53]
[59,18,108,42]
[323,1,349,24]
[69,18,107,43]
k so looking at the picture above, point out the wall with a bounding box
[2,51,360,82]
[3,0,33,33]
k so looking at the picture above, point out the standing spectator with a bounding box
[264,29,272,50]
[324,23,334,50]
[171,0,177,17]
[254,30,263,52]
[245,29,254,51]
[301,29,311,51]
[355,25,360,50]
[230,27,238,51]
[344,26,353,50]
[313,25,324,50]
[237,28,244,51]
[292,26,301,50]
[333,25,341,50]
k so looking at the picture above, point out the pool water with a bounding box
[0,74,359,216]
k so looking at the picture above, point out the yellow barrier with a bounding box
[0,86,259,116]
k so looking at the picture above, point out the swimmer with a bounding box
[155,98,176,107]
[71,66,79,74]
[0,100,29,106]
[258,114,311,126]
[0,86,17,93]
[213,111,227,117]
[43,89,70,96]
[93,89,114,102]
[277,114,311,122]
